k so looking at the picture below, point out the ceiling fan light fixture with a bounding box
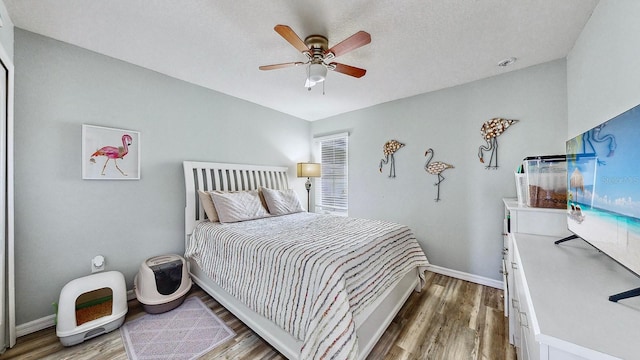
[261,25,370,91]
[308,63,327,83]
[305,78,317,88]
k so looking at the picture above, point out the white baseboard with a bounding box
[16,289,137,338]
[426,264,504,289]
[16,314,55,338]
[127,289,136,301]
[15,271,500,339]
[16,314,56,337]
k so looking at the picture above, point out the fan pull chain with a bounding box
[322,80,325,95]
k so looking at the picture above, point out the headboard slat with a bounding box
[240,170,249,191]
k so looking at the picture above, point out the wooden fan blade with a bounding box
[259,62,305,70]
[274,25,309,53]
[325,31,371,58]
[329,63,367,78]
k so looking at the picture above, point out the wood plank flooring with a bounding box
[0,272,516,360]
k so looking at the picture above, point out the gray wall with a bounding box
[14,29,310,324]
[312,60,568,280]
[567,0,640,136]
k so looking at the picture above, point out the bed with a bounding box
[183,161,429,359]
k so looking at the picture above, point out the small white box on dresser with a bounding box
[503,198,571,238]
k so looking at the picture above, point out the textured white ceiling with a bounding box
[4,0,599,121]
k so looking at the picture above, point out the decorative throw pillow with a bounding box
[210,190,270,223]
[260,187,305,215]
[197,190,219,222]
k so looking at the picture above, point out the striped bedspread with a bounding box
[185,212,429,360]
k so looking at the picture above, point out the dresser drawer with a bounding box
[512,243,540,360]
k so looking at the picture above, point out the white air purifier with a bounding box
[134,254,192,313]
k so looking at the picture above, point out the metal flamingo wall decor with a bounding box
[477,118,518,169]
[424,148,454,201]
[379,140,405,177]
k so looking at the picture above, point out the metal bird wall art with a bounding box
[424,148,454,201]
[477,118,518,169]
[379,140,405,178]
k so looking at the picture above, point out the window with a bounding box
[314,133,348,215]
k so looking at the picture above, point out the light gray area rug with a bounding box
[121,296,235,360]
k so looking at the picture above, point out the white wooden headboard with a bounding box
[183,161,290,242]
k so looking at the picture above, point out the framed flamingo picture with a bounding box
[82,124,141,180]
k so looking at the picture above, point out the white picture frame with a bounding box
[82,124,141,180]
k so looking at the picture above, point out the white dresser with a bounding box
[502,199,640,359]
[502,199,571,339]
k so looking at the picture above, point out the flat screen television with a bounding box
[564,103,640,302]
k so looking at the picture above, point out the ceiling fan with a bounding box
[259,25,371,90]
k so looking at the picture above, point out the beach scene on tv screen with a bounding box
[566,103,640,275]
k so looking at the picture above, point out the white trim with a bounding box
[127,289,136,301]
[16,315,55,338]
[313,131,349,142]
[427,264,504,289]
[0,26,15,348]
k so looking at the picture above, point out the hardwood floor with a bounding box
[0,272,516,360]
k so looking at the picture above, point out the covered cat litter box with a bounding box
[134,254,192,314]
[56,271,128,346]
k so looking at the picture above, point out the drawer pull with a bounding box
[519,311,529,328]
[512,298,520,310]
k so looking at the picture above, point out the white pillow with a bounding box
[197,190,219,222]
[210,190,270,223]
[260,187,304,215]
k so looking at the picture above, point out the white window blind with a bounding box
[315,133,348,215]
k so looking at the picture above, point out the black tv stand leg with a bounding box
[554,234,579,245]
[609,287,640,302]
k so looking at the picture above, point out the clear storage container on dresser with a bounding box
[523,155,567,209]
